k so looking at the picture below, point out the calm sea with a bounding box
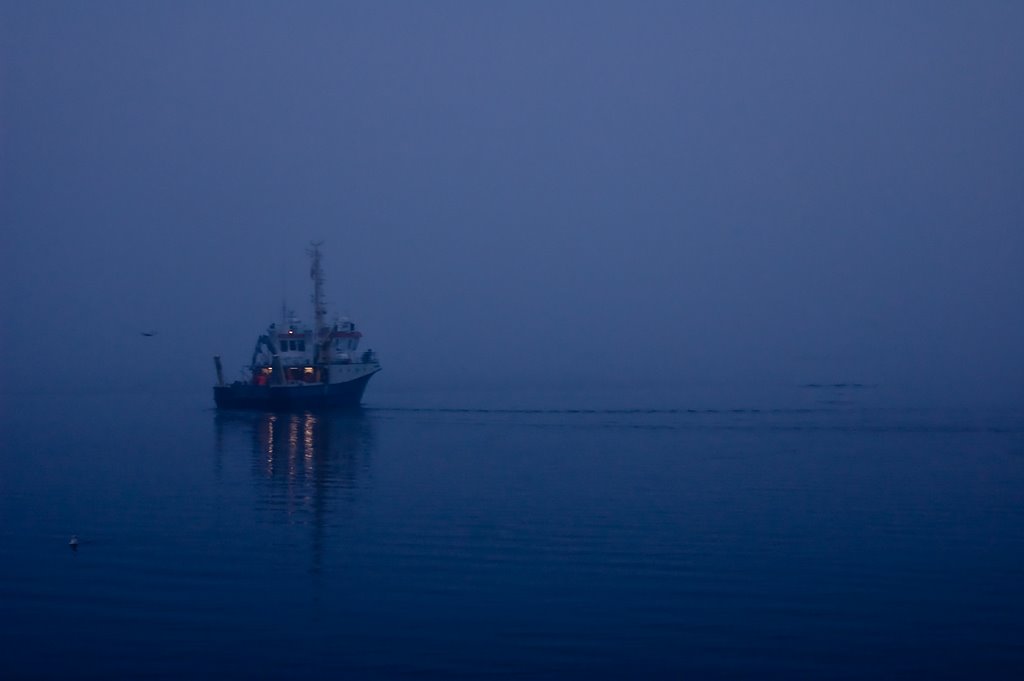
[1,385,1022,679]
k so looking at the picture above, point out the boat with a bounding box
[213,243,381,409]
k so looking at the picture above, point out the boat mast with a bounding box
[309,241,327,364]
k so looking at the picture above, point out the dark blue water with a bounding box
[2,387,1022,679]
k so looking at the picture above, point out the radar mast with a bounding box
[308,241,328,363]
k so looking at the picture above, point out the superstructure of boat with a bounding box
[213,243,381,409]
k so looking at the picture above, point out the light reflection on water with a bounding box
[217,407,374,505]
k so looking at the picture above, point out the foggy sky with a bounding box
[2,1,1022,404]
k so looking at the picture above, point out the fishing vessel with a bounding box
[213,243,381,409]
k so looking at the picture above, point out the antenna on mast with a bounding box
[280,258,288,323]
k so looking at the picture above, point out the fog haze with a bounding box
[2,1,1022,405]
